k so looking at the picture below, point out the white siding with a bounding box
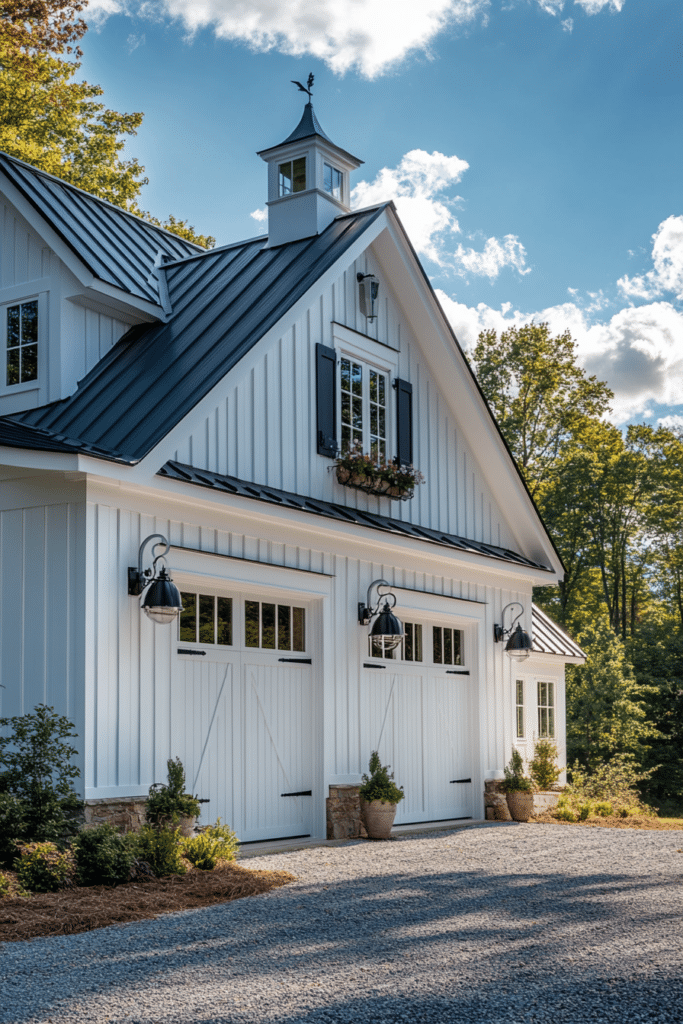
[0,199,52,287]
[62,299,128,393]
[172,248,512,550]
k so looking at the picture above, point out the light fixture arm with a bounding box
[128,534,171,597]
[493,601,524,642]
[358,578,395,625]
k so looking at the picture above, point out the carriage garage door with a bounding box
[359,619,475,825]
[170,589,316,842]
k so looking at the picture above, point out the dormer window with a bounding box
[323,163,343,202]
[278,157,306,197]
[6,300,38,386]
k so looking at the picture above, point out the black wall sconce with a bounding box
[493,602,533,661]
[357,272,379,322]
[358,579,404,652]
[127,534,183,625]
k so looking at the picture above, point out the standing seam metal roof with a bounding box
[1,206,386,462]
[0,152,203,304]
[531,604,586,659]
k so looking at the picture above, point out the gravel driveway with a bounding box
[1,822,682,1024]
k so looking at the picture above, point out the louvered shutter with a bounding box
[395,377,413,466]
[316,343,337,457]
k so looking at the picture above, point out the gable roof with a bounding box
[0,152,203,305]
[0,205,386,463]
[532,604,585,660]
[160,460,554,573]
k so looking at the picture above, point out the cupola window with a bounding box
[278,157,306,197]
[323,163,343,201]
[6,299,38,386]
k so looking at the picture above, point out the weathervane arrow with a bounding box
[291,73,314,100]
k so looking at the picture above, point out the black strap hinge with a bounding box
[178,649,206,656]
[281,790,312,797]
[450,778,472,784]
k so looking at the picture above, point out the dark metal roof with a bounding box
[0,152,203,305]
[158,461,554,573]
[0,206,386,464]
[257,103,362,165]
[532,605,586,660]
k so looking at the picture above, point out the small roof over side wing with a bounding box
[532,604,586,662]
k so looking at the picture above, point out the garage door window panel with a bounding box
[245,600,306,652]
[179,593,233,646]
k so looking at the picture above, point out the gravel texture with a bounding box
[1,822,682,1024]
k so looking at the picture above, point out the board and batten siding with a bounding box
[170,248,513,551]
[83,489,533,830]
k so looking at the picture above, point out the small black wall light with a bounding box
[127,534,183,625]
[493,602,533,661]
[358,578,404,652]
[357,272,379,322]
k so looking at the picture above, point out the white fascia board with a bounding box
[371,210,562,575]
[0,447,81,473]
[528,651,586,666]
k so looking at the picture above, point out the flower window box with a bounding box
[332,447,424,501]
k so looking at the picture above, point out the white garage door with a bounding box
[170,590,315,842]
[360,619,474,825]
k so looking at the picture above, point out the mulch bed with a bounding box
[531,813,683,830]
[0,862,295,944]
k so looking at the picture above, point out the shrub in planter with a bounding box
[501,749,534,822]
[359,751,404,839]
[529,740,562,791]
[72,824,136,887]
[0,791,26,868]
[145,757,200,831]
[16,841,74,893]
[0,705,83,846]
[134,824,186,877]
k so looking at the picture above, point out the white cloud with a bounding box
[534,0,564,14]
[454,234,530,279]
[657,415,683,431]
[561,17,574,31]
[250,207,268,222]
[126,31,145,51]
[351,149,468,264]
[574,0,624,13]
[618,216,683,302]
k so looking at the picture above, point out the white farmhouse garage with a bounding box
[0,96,583,841]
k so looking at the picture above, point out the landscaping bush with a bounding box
[595,801,613,817]
[529,740,562,791]
[501,748,533,794]
[134,825,186,877]
[202,818,239,861]
[184,819,240,869]
[0,705,82,846]
[72,824,136,887]
[568,754,653,811]
[0,871,9,897]
[16,841,73,893]
[146,757,200,827]
[556,805,577,822]
[578,802,593,821]
[0,791,26,867]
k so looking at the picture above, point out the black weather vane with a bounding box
[291,73,314,101]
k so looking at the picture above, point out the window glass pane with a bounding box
[6,346,19,386]
[433,627,442,664]
[414,624,423,662]
[333,168,342,200]
[548,708,555,737]
[216,597,232,645]
[179,593,196,642]
[352,396,362,431]
[404,622,413,661]
[324,162,332,193]
[21,301,38,343]
[340,359,350,392]
[453,630,463,665]
[444,629,453,665]
[548,683,555,708]
[293,157,306,192]
[21,345,37,382]
[279,161,292,196]
[278,604,291,650]
[7,305,19,347]
[351,361,362,396]
[198,595,215,644]
[293,607,305,651]
[517,706,524,738]
[516,680,523,705]
[245,601,260,647]
[262,603,276,649]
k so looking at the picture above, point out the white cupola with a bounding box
[257,78,363,247]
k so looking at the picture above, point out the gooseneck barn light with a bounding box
[127,534,183,625]
[358,579,404,652]
[493,602,533,661]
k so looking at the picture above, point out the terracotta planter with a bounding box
[506,792,534,822]
[361,798,397,839]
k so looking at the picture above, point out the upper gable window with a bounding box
[6,300,38,386]
[323,163,342,201]
[279,157,306,197]
[340,357,388,463]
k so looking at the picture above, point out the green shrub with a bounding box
[529,740,562,791]
[0,705,82,845]
[0,871,9,897]
[183,832,221,870]
[134,825,186,877]
[0,791,26,867]
[556,805,577,822]
[199,819,239,862]
[578,801,593,821]
[359,752,404,804]
[569,754,652,810]
[501,748,533,794]
[595,801,613,817]
[146,758,200,826]
[16,841,73,893]
[72,824,136,887]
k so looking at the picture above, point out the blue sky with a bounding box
[80,0,683,426]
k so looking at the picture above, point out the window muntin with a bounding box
[537,681,555,738]
[433,626,463,666]
[516,679,524,738]
[6,300,38,386]
[245,601,305,652]
[323,162,342,201]
[340,357,387,460]
[179,593,233,646]
[278,157,306,196]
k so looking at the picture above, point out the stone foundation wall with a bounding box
[326,785,367,840]
[84,797,147,832]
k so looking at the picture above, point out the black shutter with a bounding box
[316,343,337,458]
[395,377,413,466]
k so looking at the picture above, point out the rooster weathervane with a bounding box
[291,73,314,101]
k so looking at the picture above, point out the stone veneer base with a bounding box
[84,797,147,832]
